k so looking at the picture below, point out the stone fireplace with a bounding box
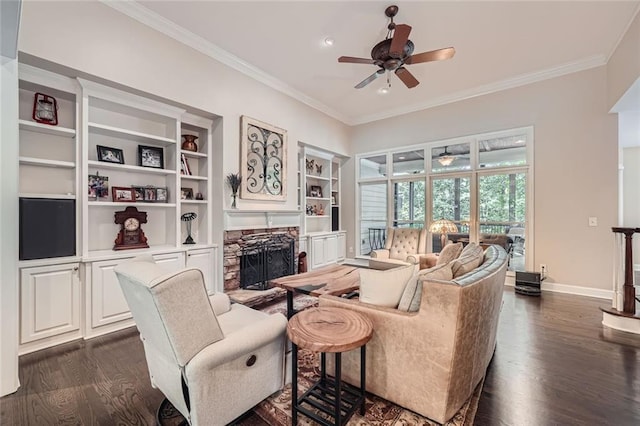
[223,227,299,291]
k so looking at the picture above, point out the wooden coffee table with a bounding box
[287,307,373,426]
[271,264,360,318]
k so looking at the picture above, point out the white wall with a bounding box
[18,0,351,214]
[345,66,618,291]
[623,147,640,265]
[0,55,20,396]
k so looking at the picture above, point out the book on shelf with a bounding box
[181,154,192,176]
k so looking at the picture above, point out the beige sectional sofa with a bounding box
[319,244,508,424]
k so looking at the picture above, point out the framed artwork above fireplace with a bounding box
[240,115,287,201]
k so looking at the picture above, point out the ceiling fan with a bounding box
[436,146,468,166]
[338,5,455,90]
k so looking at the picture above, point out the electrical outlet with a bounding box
[540,264,547,277]
[588,217,598,227]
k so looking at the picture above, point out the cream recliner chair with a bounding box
[114,256,287,426]
[369,227,429,270]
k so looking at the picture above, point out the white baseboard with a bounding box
[505,276,613,300]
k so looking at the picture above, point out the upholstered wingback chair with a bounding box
[369,227,428,270]
[114,256,287,426]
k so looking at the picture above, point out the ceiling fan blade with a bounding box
[395,67,419,88]
[405,47,455,64]
[389,24,412,58]
[338,56,376,64]
[355,69,385,89]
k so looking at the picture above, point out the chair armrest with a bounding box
[406,253,436,265]
[186,313,287,372]
[209,293,231,315]
[410,253,438,269]
[370,249,390,259]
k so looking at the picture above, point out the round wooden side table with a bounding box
[287,306,373,426]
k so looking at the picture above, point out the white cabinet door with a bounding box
[337,232,346,261]
[325,235,338,265]
[153,252,185,273]
[186,248,214,294]
[20,263,80,344]
[90,259,133,329]
[311,236,326,269]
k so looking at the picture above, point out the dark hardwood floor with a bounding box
[1,288,639,425]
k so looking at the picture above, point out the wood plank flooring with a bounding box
[1,288,639,425]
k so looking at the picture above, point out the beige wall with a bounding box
[345,67,618,290]
[607,9,640,110]
[18,1,351,213]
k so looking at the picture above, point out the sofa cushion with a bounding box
[451,244,484,278]
[436,242,463,266]
[398,262,453,312]
[359,264,415,308]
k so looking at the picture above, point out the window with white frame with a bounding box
[356,127,532,273]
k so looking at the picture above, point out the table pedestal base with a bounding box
[292,346,366,426]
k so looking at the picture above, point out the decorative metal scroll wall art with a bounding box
[240,116,287,201]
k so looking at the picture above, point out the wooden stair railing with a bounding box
[611,227,639,315]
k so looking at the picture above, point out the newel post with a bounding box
[611,227,638,315]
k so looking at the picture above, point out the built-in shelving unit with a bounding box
[15,68,220,354]
[299,145,346,269]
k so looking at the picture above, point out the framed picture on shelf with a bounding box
[97,145,124,164]
[132,186,145,201]
[88,174,109,200]
[144,187,157,202]
[309,185,322,198]
[156,187,168,202]
[181,187,194,200]
[138,145,164,169]
[112,187,135,202]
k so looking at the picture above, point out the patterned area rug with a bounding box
[254,349,482,426]
[160,294,482,425]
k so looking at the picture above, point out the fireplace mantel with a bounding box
[224,209,301,231]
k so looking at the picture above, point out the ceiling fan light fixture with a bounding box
[378,87,390,95]
[323,37,335,47]
[438,155,455,166]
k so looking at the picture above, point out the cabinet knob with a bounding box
[73,267,79,271]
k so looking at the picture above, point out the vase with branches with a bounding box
[226,173,242,209]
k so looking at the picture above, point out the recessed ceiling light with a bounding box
[378,87,390,95]
[323,37,334,47]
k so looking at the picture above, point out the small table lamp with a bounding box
[429,219,458,250]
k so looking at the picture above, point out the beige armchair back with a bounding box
[369,227,428,269]
[115,256,287,426]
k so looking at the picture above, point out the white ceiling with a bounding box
[116,1,640,126]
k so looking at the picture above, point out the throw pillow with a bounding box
[451,244,484,278]
[436,242,463,266]
[397,263,453,312]
[459,242,480,258]
[359,264,415,308]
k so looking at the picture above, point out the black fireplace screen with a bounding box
[240,234,295,290]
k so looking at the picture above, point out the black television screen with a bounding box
[19,198,76,260]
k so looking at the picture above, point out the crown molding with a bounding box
[606,2,640,63]
[350,55,607,125]
[103,1,609,128]
[101,1,349,124]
